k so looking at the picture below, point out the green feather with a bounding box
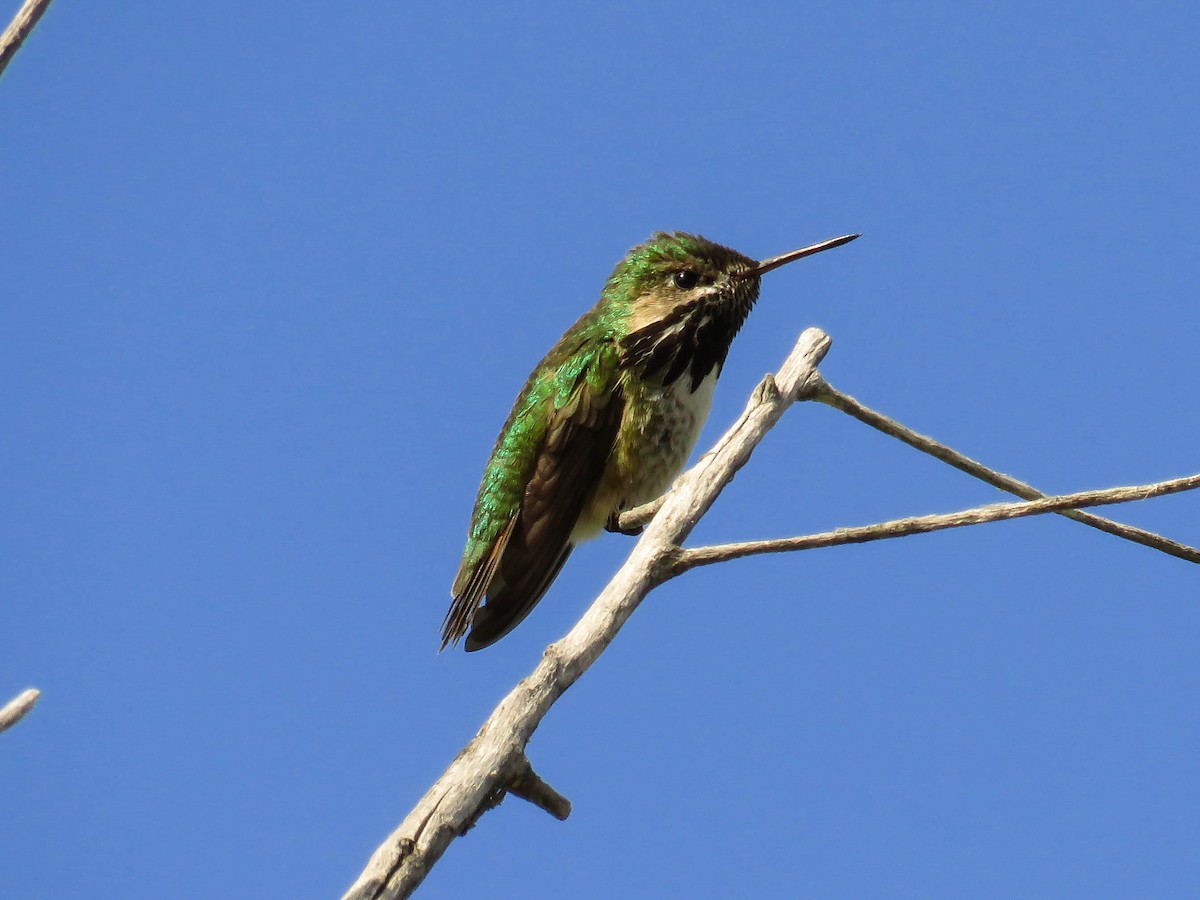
[458,309,622,575]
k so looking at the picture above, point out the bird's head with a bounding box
[603,231,858,387]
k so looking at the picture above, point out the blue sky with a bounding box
[3,2,1198,897]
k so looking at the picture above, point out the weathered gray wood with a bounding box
[677,473,1200,570]
[0,689,40,735]
[813,377,1200,563]
[0,0,55,78]
[343,325,1195,898]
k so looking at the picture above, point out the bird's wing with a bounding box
[442,347,624,651]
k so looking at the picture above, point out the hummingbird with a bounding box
[442,230,859,651]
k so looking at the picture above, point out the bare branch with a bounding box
[345,325,1194,897]
[342,328,834,900]
[813,377,1200,564]
[0,0,54,79]
[676,473,1200,571]
[0,688,41,735]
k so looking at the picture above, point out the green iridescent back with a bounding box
[455,232,723,578]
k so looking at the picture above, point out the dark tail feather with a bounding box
[464,543,573,651]
[442,517,518,651]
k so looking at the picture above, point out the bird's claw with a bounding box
[605,511,643,536]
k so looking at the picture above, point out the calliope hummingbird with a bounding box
[443,231,858,650]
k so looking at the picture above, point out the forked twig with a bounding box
[812,377,1199,563]
[677,473,1200,570]
[345,327,1195,898]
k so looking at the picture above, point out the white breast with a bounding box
[631,368,718,505]
[572,369,720,543]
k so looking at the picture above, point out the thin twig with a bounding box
[676,472,1200,570]
[0,0,55,79]
[813,377,1200,564]
[0,688,40,734]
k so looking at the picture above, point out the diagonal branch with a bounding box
[344,326,1193,898]
[0,0,55,79]
[0,688,41,735]
[342,329,834,900]
[675,473,1200,571]
[813,377,1200,564]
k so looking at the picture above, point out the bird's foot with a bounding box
[605,511,643,536]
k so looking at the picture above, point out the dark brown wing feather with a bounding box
[446,376,623,652]
[440,516,517,650]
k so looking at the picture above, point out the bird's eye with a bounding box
[672,270,700,290]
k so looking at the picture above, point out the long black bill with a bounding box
[732,232,860,279]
